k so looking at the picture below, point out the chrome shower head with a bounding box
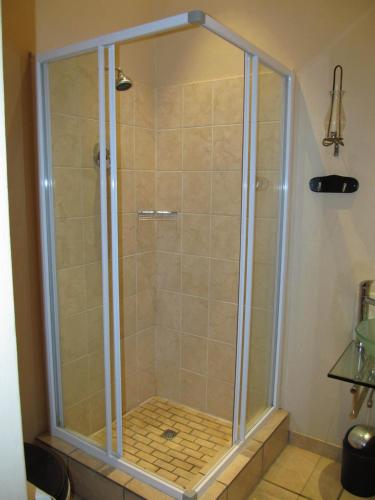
[115,68,132,91]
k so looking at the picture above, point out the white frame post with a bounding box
[35,11,294,499]
[98,45,114,456]
[108,44,123,457]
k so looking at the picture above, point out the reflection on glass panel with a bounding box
[246,66,284,429]
[48,51,107,447]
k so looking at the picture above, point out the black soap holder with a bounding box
[309,175,359,193]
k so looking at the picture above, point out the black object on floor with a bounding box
[341,425,375,498]
[24,443,70,500]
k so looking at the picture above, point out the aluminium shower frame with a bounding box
[36,11,294,499]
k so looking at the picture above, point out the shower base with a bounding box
[91,396,232,490]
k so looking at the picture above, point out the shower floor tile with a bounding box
[91,396,232,489]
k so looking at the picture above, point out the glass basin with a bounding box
[356,318,375,358]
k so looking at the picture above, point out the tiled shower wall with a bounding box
[154,77,244,421]
[51,49,281,431]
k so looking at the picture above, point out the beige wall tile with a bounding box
[213,77,244,125]
[136,219,155,253]
[156,251,181,291]
[183,127,212,171]
[212,172,241,216]
[210,259,239,303]
[58,266,86,317]
[211,215,240,260]
[85,261,102,308]
[156,290,181,330]
[257,122,281,171]
[182,255,209,297]
[183,82,212,127]
[119,87,134,125]
[156,218,181,253]
[54,168,83,218]
[157,85,182,129]
[137,252,156,292]
[118,213,137,257]
[213,125,243,171]
[258,72,283,122]
[51,114,81,167]
[119,125,134,170]
[121,294,136,338]
[207,378,234,420]
[182,172,211,213]
[119,255,137,298]
[182,334,207,375]
[62,357,89,407]
[182,295,208,337]
[182,214,210,256]
[156,172,181,211]
[181,370,207,412]
[137,367,156,403]
[123,334,137,379]
[134,128,155,170]
[80,118,99,168]
[136,289,155,331]
[64,399,91,436]
[118,170,136,213]
[83,216,101,263]
[209,300,238,344]
[137,328,155,369]
[136,171,155,210]
[76,53,99,119]
[208,341,235,383]
[87,307,103,352]
[88,348,105,393]
[82,168,100,216]
[49,58,79,116]
[134,84,155,129]
[60,312,88,363]
[157,129,181,171]
[88,390,106,434]
[56,218,84,269]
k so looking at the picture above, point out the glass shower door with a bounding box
[46,46,123,454]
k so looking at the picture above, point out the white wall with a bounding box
[0,5,27,499]
[34,0,375,446]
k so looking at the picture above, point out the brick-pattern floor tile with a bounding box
[91,396,232,490]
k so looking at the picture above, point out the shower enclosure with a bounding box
[36,11,293,498]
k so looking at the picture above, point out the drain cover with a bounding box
[161,429,178,440]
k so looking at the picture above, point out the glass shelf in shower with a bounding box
[328,340,375,389]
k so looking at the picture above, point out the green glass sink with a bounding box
[356,318,375,358]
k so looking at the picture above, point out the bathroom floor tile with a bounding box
[264,445,320,493]
[301,456,342,500]
[248,479,299,499]
[91,396,232,490]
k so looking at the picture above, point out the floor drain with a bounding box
[162,429,178,440]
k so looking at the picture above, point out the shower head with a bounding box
[115,68,132,91]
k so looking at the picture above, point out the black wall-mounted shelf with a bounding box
[309,175,359,193]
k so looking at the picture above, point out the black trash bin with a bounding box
[24,443,70,500]
[341,425,375,498]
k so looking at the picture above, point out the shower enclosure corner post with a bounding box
[35,57,64,432]
[108,43,123,458]
[272,72,295,409]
